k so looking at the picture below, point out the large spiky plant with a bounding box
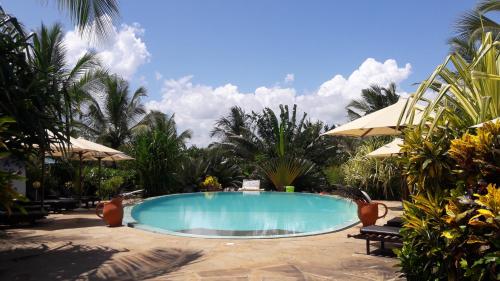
[449,0,499,61]
[259,123,315,191]
[402,31,499,136]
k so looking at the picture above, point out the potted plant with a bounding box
[336,185,388,226]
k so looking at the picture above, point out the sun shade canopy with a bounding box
[366,138,403,158]
[322,98,422,137]
[49,136,133,161]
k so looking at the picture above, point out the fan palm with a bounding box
[346,82,400,120]
[84,74,147,148]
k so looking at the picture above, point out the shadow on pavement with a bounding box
[0,242,203,281]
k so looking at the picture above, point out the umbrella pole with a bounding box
[40,147,45,211]
[98,157,102,201]
[79,152,83,207]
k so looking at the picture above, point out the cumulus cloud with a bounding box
[146,58,412,146]
[284,73,295,83]
[64,23,151,79]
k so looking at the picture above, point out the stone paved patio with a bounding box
[0,201,404,280]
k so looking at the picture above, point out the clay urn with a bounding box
[96,196,124,227]
[355,200,388,226]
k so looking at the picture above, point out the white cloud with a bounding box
[64,23,151,79]
[284,73,295,83]
[146,58,412,146]
[155,71,163,81]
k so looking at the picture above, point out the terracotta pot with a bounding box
[355,200,388,226]
[96,197,123,227]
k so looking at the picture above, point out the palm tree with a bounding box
[25,0,119,40]
[449,0,499,61]
[210,106,252,141]
[131,111,192,196]
[346,83,400,120]
[84,74,147,148]
[0,14,104,207]
[211,105,341,190]
[31,23,105,138]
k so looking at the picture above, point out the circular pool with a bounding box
[125,192,358,238]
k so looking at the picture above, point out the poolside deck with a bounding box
[0,201,403,280]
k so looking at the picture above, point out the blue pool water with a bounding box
[128,192,358,238]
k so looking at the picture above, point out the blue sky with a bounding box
[0,0,481,145]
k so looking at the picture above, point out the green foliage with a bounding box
[403,31,500,136]
[83,74,147,149]
[260,157,314,191]
[324,165,344,185]
[54,0,119,40]
[340,138,401,199]
[448,0,499,61]
[399,127,456,196]
[398,185,500,280]
[211,104,342,191]
[398,122,500,280]
[449,120,500,188]
[83,166,135,198]
[131,111,191,196]
[0,10,73,154]
[98,176,124,199]
[346,82,400,120]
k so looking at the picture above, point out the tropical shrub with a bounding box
[324,165,344,185]
[399,127,456,196]
[200,176,221,191]
[398,122,500,280]
[98,176,124,199]
[131,111,191,196]
[341,138,402,199]
[398,185,500,280]
[0,117,26,212]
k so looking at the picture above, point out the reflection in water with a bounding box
[132,192,357,237]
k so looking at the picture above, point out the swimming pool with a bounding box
[125,192,358,238]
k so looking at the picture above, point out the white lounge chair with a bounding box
[239,180,264,191]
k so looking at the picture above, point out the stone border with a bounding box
[123,192,360,239]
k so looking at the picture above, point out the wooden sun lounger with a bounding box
[0,204,48,225]
[347,224,402,255]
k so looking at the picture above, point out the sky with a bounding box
[0,0,481,146]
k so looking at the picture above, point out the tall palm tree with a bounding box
[131,111,192,196]
[84,74,147,148]
[210,106,252,141]
[346,82,400,120]
[31,23,105,138]
[449,0,499,61]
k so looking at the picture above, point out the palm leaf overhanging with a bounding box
[402,31,499,136]
[346,82,400,121]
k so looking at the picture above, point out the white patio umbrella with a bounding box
[322,98,423,137]
[49,137,133,200]
[366,138,403,158]
[470,117,500,128]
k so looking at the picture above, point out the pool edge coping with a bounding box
[123,192,360,239]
